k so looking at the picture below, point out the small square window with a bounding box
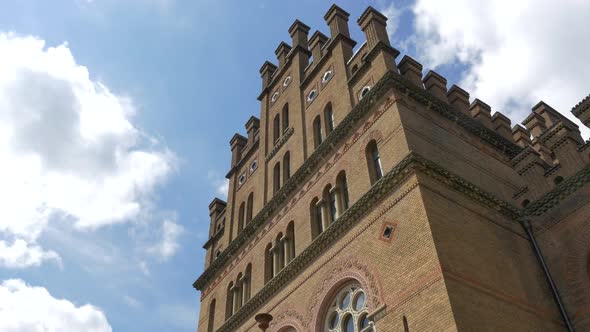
[379,222,396,243]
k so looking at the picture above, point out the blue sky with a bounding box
[0,1,588,331]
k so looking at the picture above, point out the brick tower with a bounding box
[194,5,590,331]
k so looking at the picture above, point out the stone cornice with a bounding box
[196,69,524,291]
[265,127,294,162]
[524,163,590,216]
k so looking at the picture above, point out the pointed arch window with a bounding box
[325,103,335,134]
[313,115,323,149]
[282,104,289,132]
[207,299,216,332]
[246,193,254,223]
[283,151,291,182]
[237,202,245,233]
[366,140,383,185]
[273,162,281,195]
[273,113,281,143]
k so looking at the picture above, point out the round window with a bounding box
[250,160,258,172]
[360,86,371,100]
[322,70,333,84]
[238,173,246,185]
[323,283,371,332]
[283,76,292,87]
[271,91,279,102]
[307,89,317,102]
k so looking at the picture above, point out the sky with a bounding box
[0,1,588,331]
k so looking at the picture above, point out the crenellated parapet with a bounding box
[572,93,590,128]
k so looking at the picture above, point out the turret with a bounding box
[245,116,260,144]
[274,42,292,69]
[259,61,277,90]
[230,134,247,167]
[309,31,328,64]
[208,198,227,237]
[398,55,423,87]
[423,70,448,102]
[324,4,351,38]
[357,6,390,48]
[492,112,512,141]
[470,99,493,130]
[447,85,470,116]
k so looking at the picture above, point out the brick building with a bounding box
[193,5,590,331]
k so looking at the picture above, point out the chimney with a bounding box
[230,134,247,167]
[357,6,391,48]
[398,55,423,87]
[274,42,292,69]
[309,31,328,64]
[324,4,351,38]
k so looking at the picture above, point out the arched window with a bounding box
[246,193,254,223]
[365,140,383,185]
[273,113,281,143]
[276,232,285,271]
[336,171,350,210]
[264,243,273,283]
[237,202,245,234]
[207,299,216,332]
[311,197,323,240]
[225,282,234,319]
[324,185,336,224]
[323,283,371,332]
[235,273,243,309]
[286,221,295,263]
[273,162,281,195]
[313,115,323,149]
[283,151,291,182]
[282,104,289,132]
[325,103,335,134]
[243,264,252,304]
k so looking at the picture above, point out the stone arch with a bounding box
[268,309,305,332]
[308,256,384,331]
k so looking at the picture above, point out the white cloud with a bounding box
[123,295,142,309]
[0,32,174,267]
[0,279,112,332]
[407,0,590,136]
[381,2,403,38]
[0,239,61,269]
[207,170,229,199]
[147,219,184,261]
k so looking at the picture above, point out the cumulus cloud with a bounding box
[147,219,184,261]
[0,239,61,269]
[207,170,229,199]
[0,279,112,332]
[0,32,174,268]
[407,0,590,135]
[381,2,403,38]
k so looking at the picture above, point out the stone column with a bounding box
[317,199,330,232]
[330,186,344,220]
[280,234,289,266]
[271,244,280,277]
[231,285,239,314]
[240,275,249,304]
